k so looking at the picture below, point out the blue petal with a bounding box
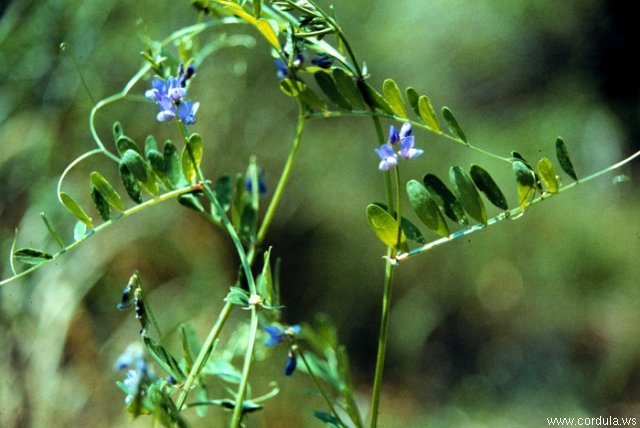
[264,325,284,346]
[399,122,412,139]
[284,352,297,376]
[388,125,400,145]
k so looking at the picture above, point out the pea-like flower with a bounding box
[145,64,199,124]
[375,122,423,171]
[263,324,300,346]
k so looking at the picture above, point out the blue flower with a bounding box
[274,54,304,79]
[374,122,423,170]
[375,144,398,171]
[245,167,268,196]
[264,324,300,346]
[311,54,333,69]
[284,349,297,376]
[146,64,199,124]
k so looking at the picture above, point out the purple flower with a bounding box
[177,100,200,125]
[245,167,268,196]
[274,54,304,79]
[375,144,398,171]
[146,64,199,124]
[375,122,423,170]
[284,349,297,376]
[311,54,333,69]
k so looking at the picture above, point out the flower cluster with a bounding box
[374,122,424,171]
[264,324,300,376]
[145,63,199,124]
[114,343,156,407]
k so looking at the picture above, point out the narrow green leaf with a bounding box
[406,180,450,237]
[146,149,167,185]
[406,87,420,115]
[366,204,406,248]
[144,135,158,156]
[469,165,509,210]
[513,160,536,210]
[225,286,250,307]
[555,137,578,181]
[116,135,140,156]
[382,78,408,119]
[59,191,93,228]
[91,185,111,221]
[256,18,280,50]
[182,133,204,183]
[40,212,65,248]
[90,171,124,211]
[142,335,186,382]
[450,166,487,224]
[357,81,394,115]
[441,106,467,142]
[163,140,181,189]
[314,410,341,425]
[279,78,304,97]
[537,157,559,193]
[14,248,53,265]
[119,163,142,203]
[112,121,124,142]
[422,174,468,225]
[418,95,441,133]
[314,71,352,110]
[332,69,366,109]
[179,324,202,373]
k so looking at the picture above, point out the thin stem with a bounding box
[256,101,306,246]
[176,300,233,410]
[298,349,347,427]
[1,184,203,287]
[230,306,260,427]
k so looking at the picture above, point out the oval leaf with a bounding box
[90,171,124,211]
[119,163,143,203]
[163,140,181,189]
[181,133,204,183]
[116,135,140,156]
[14,248,53,265]
[555,137,578,181]
[144,134,158,156]
[513,160,536,210]
[450,166,487,224]
[373,203,427,244]
[112,121,124,141]
[441,106,467,142]
[470,165,509,210]
[406,180,450,237]
[382,78,408,119]
[537,157,559,194]
[314,71,352,110]
[90,186,111,221]
[366,204,405,248]
[423,174,468,225]
[357,81,394,114]
[332,69,366,109]
[406,87,420,115]
[59,191,93,228]
[256,18,280,50]
[418,95,441,133]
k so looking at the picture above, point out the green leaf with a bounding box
[357,81,394,115]
[373,203,426,244]
[450,166,487,224]
[469,165,509,210]
[121,149,158,196]
[382,78,408,118]
[555,137,578,181]
[119,163,143,203]
[279,78,304,97]
[181,133,204,183]
[91,185,111,221]
[513,160,536,210]
[256,18,280,50]
[116,135,140,156]
[179,324,202,373]
[163,140,181,189]
[144,135,158,156]
[418,95,441,133]
[406,87,420,115]
[14,248,53,265]
[537,157,559,193]
[332,69,366,110]
[59,191,93,228]
[40,212,65,248]
[112,121,124,141]
[299,85,328,111]
[253,0,262,18]
[406,180,450,237]
[239,203,257,245]
[225,286,250,307]
[142,335,186,382]
[90,171,125,211]
[441,106,467,142]
[73,221,87,241]
[422,174,468,225]
[314,71,352,110]
[365,204,406,249]
[313,410,341,426]
[146,149,167,184]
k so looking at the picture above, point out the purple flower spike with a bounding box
[399,136,424,160]
[375,144,399,171]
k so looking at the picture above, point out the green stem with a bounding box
[230,306,260,427]
[298,349,347,427]
[1,184,203,287]
[256,101,306,246]
[176,300,233,410]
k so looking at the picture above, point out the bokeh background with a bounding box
[1,0,638,427]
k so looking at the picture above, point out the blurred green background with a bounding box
[1,0,638,427]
